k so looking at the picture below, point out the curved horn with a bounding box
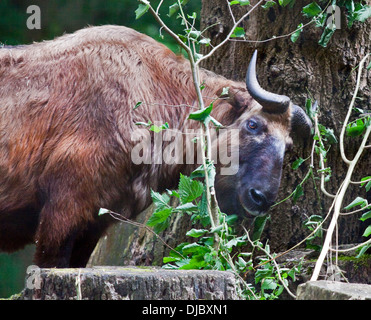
[291,104,313,139]
[246,50,290,114]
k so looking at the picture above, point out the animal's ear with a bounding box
[216,87,249,111]
[290,104,313,140]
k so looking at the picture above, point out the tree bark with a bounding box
[200,0,371,251]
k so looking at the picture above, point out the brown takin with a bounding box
[0,25,312,268]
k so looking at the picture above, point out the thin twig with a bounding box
[106,209,186,260]
[329,238,371,253]
[196,0,264,65]
[350,177,371,185]
[229,0,333,44]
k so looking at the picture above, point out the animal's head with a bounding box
[214,50,312,218]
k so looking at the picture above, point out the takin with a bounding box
[0,25,312,267]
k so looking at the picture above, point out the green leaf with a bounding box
[255,268,273,284]
[168,3,180,17]
[343,196,368,210]
[302,2,322,18]
[360,176,371,192]
[199,38,211,46]
[360,211,371,222]
[305,98,317,120]
[356,243,371,258]
[182,243,209,255]
[318,23,336,47]
[353,5,371,23]
[290,23,303,43]
[186,228,208,238]
[163,256,180,263]
[188,104,213,122]
[278,0,295,7]
[261,278,278,291]
[150,122,169,133]
[292,184,304,204]
[135,4,149,20]
[168,0,190,17]
[133,101,142,110]
[346,118,366,137]
[292,157,305,170]
[366,181,371,193]
[146,207,172,228]
[175,202,198,212]
[262,1,276,9]
[230,0,250,5]
[210,116,223,129]
[362,225,371,237]
[230,27,245,38]
[178,174,204,204]
[252,215,270,241]
[151,190,170,209]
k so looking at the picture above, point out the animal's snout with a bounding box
[240,187,273,216]
[249,188,267,209]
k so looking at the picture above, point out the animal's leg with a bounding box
[33,202,79,268]
[69,220,110,267]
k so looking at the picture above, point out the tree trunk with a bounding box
[200,0,371,251]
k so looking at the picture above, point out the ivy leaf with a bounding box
[199,38,211,46]
[343,196,368,210]
[188,104,213,122]
[356,243,371,258]
[230,0,250,5]
[292,184,304,204]
[133,101,142,110]
[291,23,303,43]
[135,4,149,20]
[168,0,190,17]
[360,211,371,222]
[150,122,169,133]
[362,225,371,237]
[186,228,208,238]
[230,27,245,38]
[278,0,295,7]
[353,5,371,23]
[262,1,276,9]
[302,2,322,18]
[292,157,305,170]
[346,118,366,137]
[318,23,337,47]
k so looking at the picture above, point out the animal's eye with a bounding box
[247,120,258,130]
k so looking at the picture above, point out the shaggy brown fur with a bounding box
[0,25,293,267]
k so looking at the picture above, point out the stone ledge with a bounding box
[18,266,239,300]
[297,281,371,300]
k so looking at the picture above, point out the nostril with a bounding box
[249,188,267,207]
